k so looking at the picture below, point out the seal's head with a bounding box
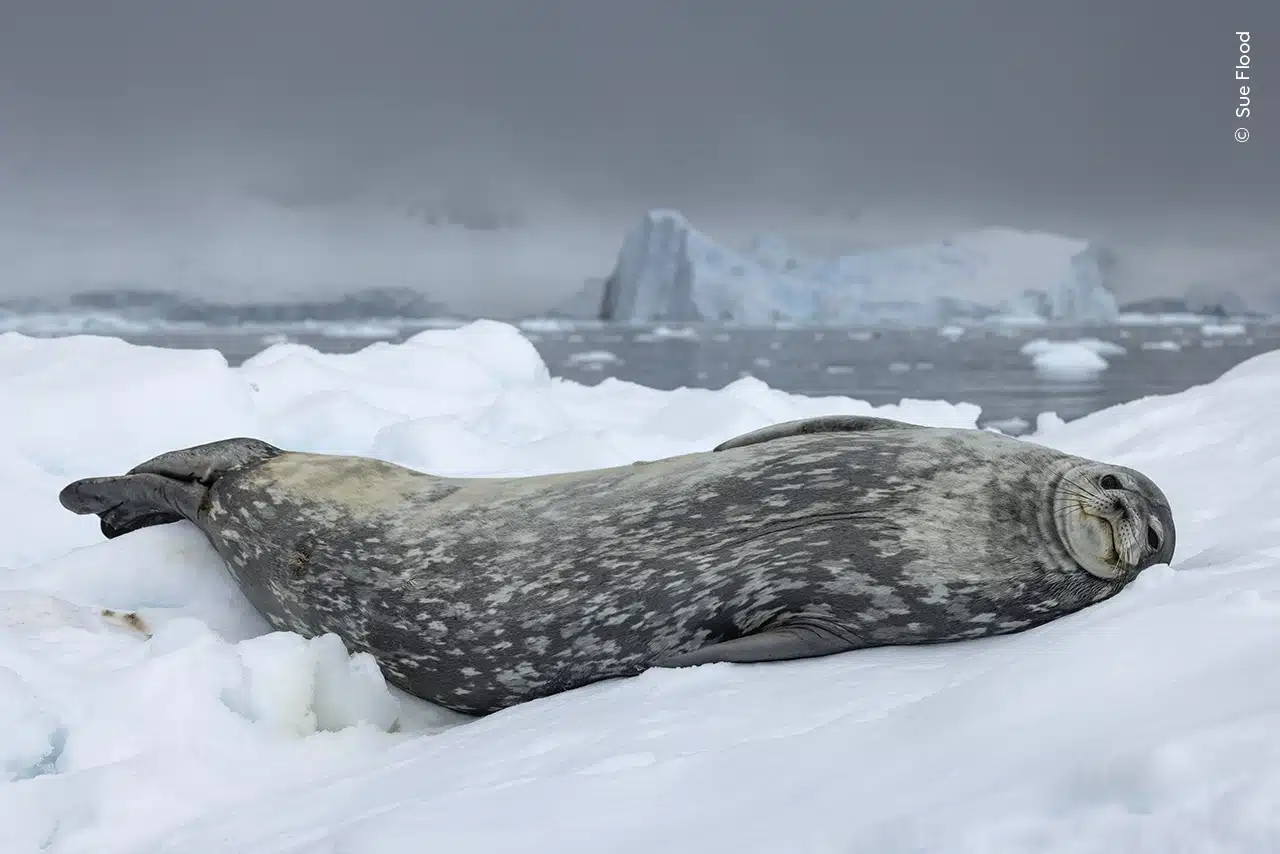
[1054,461,1176,581]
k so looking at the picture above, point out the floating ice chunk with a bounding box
[635,325,700,341]
[565,350,621,367]
[1020,337,1126,358]
[1201,322,1247,337]
[1027,343,1110,381]
[517,318,576,333]
[1142,340,1183,352]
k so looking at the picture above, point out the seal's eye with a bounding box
[1099,474,1122,490]
[1147,525,1160,551]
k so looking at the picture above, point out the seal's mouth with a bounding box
[1077,501,1141,577]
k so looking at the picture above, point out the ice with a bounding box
[1020,337,1124,381]
[1020,337,1127,358]
[517,317,579,333]
[1142,340,1183,352]
[565,349,622,367]
[1202,322,1248,337]
[986,416,1032,435]
[0,323,1277,852]
[1027,345,1109,381]
[600,210,1120,325]
[633,324,701,342]
[221,632,400,735]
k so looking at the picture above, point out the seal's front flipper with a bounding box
[127,437,282,483]
[713,415,919,452]
[652,621,855,668]
[59,473,207,539]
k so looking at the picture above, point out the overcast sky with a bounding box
[1,0,1276,312]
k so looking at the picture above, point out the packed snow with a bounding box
[0,321,1278,853]
[599,210,1120,325]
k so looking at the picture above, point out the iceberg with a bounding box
[599,210,1120,325]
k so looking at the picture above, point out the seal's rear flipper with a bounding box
[59,473,207,539]
[652,621,855,668]
[60,437,283,539]
[127,437,282,483]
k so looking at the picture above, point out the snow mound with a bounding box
[600,210,1119,325]
[0,323,1277,852]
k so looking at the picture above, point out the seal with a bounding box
[58,416,1176,715]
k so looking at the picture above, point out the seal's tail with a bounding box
[59,437,282,539]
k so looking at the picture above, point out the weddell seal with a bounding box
[58,416,1176,715]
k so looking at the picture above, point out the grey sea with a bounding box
[81,319,1280,434]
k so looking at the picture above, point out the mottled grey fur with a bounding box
[59,416,1175,715]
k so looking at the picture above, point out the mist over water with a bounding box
[1,1,1278,316]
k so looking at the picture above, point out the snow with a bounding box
[0,322,1278,852]
[600,210,1120,326]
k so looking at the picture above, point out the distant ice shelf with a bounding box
[599,210,1122,325]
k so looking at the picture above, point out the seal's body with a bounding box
[60,417,1176,715]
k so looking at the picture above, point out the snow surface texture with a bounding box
[0,322,1278,853]
[600,209,1120,325]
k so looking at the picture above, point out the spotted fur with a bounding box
[60,420,1175,715]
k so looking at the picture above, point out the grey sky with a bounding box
[1,0,1277,313]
